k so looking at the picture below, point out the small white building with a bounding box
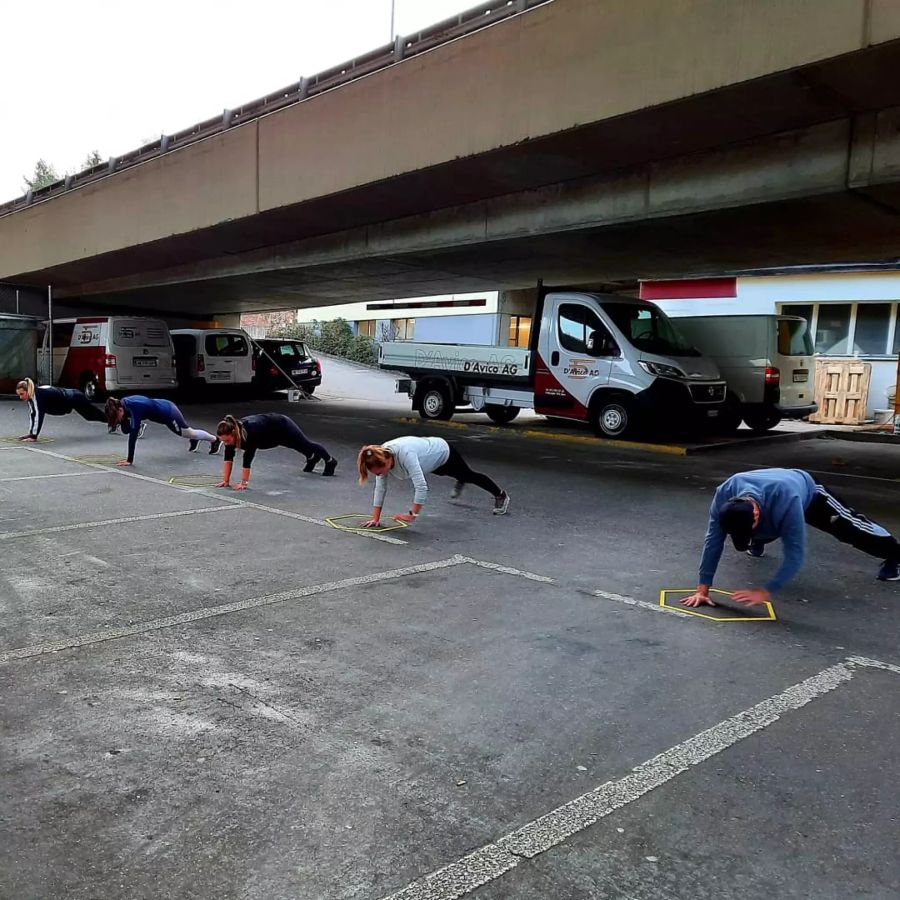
[646,270,900,419]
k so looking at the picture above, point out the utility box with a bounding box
[0,314,41,393]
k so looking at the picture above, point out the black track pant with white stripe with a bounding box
[805,483,900,563]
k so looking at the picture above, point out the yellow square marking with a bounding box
[660,588,776,622]
[0,436,54,444]
[168,474,223,487]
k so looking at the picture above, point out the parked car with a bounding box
[36,316,176,400]
[669,314,818,432]
[252,338,322,395]
[171,328,255,392]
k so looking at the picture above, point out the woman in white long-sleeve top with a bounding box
[357,436,509,527]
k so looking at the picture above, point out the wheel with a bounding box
[485,405,519,425]
[80,373,99,401]
[416,384,453,420]
[592,397,635,438]
[743,410,782,433]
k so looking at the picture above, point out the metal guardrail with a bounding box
[2,0,551,219]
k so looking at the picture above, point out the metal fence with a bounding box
[0,0,551,219]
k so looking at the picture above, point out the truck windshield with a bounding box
[600,303,700,357]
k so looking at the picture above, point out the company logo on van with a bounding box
[463,360,519,376]
[563,357,602,379]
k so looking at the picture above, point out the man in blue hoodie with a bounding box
[682,468,900,609]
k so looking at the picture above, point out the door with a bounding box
[204,332,251,384]
[774,316,814,410]
[534,299,616,418]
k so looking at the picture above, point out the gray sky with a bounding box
[0,0,474,202]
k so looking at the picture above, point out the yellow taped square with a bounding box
[0,436,54,444]
[660,588,776,622]
[325,514,409,533]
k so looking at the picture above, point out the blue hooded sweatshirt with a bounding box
[698,468,817,592]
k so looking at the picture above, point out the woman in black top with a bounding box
[215,414,337,490]
[16,378,107,440]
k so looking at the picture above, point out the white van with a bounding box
[170,328,255,391]
[670,314,818,431]
[36,316,176,399]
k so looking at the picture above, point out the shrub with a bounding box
[270,319,378,366]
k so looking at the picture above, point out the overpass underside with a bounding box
[6,29,900,317]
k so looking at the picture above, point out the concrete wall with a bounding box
[5,0,900,280]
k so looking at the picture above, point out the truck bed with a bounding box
[379,342,531,382]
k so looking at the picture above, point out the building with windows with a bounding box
[646,270,900,419]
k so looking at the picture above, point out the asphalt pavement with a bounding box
[1,360,898,900]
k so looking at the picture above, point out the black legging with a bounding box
[63,389,107,423]
[433,445,502,497]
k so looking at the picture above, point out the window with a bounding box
[392,318,415,341]
[558,304,617,356]
[51,322,74,349]
[599,302,698,356]
[508,315,532,348]
[205,333,249,356]
[853,304,892,355]
[814,304,851,355]
[358,320,376,338]
[777,317,814,356]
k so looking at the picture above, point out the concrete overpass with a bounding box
[2,0,900,318]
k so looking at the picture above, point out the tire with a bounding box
[485,405,519,425]
[416,384,453,420]
[592,396,635,438]
[743,410,782,433]
[80,373,100,401]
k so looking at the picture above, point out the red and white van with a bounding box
[36,316,177,399]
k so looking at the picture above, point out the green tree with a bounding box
[23,158,60,192]
[81,150,103,169]
[271,318,378,366]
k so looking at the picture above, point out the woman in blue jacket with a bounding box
[105,396,219,465]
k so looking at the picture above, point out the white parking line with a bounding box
[594,588,692,618]
[0,505,240,542]
[0,555,469,664]
[0,471,107,483]
[379,656,899,900]
[23,445,406,545]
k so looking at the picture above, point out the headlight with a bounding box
[638,360,685,378]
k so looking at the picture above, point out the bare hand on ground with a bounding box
[232,482,248,491]
[392,513,416,523]
[116,460,131,467]
[216,481,230,488]
[360,519,382,528]
[681,591,715,607]
[18,435,36,441]
[732,588,771,607]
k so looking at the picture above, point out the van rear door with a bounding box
[203,332,252,383]
[774,316,815,409]
[110,318,175,388]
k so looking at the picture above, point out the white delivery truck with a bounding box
[669,314,818,432]
[380,291,726,438]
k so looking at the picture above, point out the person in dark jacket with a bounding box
[683,467,900,610]
[16,378,106,439]
[215,413,336,490]
[105,396,219,465]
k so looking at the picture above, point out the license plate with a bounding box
[134,357,157,367]
[792,370,808,383]
[706,409,719,417]
[292,368,309,376]
[208,371,231,382]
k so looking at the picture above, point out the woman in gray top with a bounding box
[357,436,509,527]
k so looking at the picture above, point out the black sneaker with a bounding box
[877,560,900,581]
[322,457,337,477]
[187,439,200,453]
[747,540,766,558]
[303,455,320,473]
[492,491,510,515]
[450,481,465,500]
[138,422,147,439]
[208,438,221,455]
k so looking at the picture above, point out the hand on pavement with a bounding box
[392,513,416,523]
[360,518,382,528]
[216,481,230,489]
[18,435,36,441]
[732,588,772,607]
[116,460,132,467]
[681,591,715,608]
[232,482,248,491]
